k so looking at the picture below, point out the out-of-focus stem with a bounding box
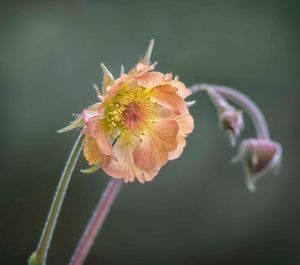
[190,83,270,139]
[29,134,84,265]
[69,179,123,265]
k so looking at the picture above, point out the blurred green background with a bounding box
[0,1,299,264]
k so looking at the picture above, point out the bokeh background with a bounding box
[0,1,299,264]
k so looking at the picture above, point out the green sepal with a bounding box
[57,116,84,133]
[140,39,154,65]
[100,63,115,93]
[81,164,101,174]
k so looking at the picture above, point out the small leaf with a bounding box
[81,164,101,174]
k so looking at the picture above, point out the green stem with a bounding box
[29,134,84,265]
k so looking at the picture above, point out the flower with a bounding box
[205,87,244,146]
[59,40,194,183]
[233,139,282,191]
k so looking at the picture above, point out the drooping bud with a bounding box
[233,139,282,192]
[205,87,244,145]
[220,110,244,146]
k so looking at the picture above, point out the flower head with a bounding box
[233,139,282,191]
[59,40,194,183]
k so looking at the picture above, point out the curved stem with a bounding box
[69,179,123,265]
[190,83,270,139]
[29,134,84,265]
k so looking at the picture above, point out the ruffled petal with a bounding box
[83,135,111,166]
[133,120,179,169]
[152,85,188,114]
[95,121,113,156]
[169,136,186,160]
[135,72,165,88]
[169,113,194,160]
[170,79,191,98]
[82,108,105,136]
[106,73,130,98]
[129,62,156,76]
[161,73,191,98]
[83,114,114,157]
[102,139,160,183]
[176,113,194,136]
[82,109,101,122]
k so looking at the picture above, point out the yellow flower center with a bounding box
[104,86,156,143]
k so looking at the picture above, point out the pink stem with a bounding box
[69,179,123,265]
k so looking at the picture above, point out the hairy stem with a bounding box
[190,83,270,139]
[69,179,123,265]
[29,134,84,265]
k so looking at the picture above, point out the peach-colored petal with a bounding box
[170,79,191,98]
[152,85,188,114]
[83,135,111,166]
[134,72,164,88]
[176,113,194,136]
[133,120,179,169]
[95,122,113,156]
[82,109,101,123]
[97,104,105,116]
[83,110,100,138]
[84,116,114,157]
[106,73,130,98]
[169,136,186,160]
[168,113,194,160]
[156,104,174,120]
[164,73,172,81]
[132,62,156,76]
[102,140,134,182]
[136,62,155,72]
[102,139,160,183]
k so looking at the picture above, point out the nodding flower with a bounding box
[233,139,282,192]
[58,40,194,183]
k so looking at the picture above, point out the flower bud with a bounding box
[233,139,282,191]
[220,110,244,146]
[205,87,244,145]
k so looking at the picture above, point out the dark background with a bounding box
[0,1,299,264]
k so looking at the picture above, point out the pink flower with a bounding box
[233,139,282,191]
[59,42,194,183]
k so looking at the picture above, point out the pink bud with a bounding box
[234,139,282,191]
[205,87,244,146]
[220,110,244,146]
